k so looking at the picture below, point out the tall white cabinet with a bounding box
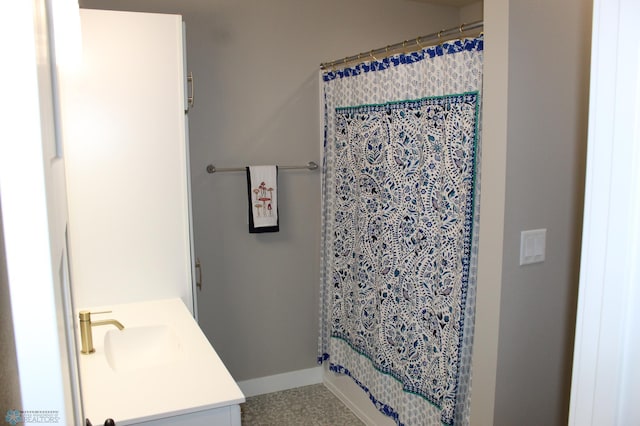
[60,9,196,313]
[58,9,244,426]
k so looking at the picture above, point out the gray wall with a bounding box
[185,0,459,382]
[493,0,591,424]
[79,0,461,381]
[0,200,22,413]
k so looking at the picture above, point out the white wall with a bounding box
[0,201,21,420]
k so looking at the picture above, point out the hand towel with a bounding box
[246,165,279,233]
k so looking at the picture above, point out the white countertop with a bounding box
[77,298,245,424]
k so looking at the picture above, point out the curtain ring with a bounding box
[370,50,378,61]
[459,23,466,44]
[416,37,424,49]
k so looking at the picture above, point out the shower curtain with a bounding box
[319,35,483,426]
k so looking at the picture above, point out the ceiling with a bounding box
[409,0,481,7]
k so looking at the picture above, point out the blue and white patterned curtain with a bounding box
[319,35,483,426]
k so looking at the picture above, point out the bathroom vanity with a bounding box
[78,299,244,425]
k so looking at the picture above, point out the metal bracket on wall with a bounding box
[187,72,194,110]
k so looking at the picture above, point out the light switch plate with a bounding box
[520,228,546,265]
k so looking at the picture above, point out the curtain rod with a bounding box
[320,20,483,70]
[206,161,319,174]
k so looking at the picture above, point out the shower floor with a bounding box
[241,383,364,425]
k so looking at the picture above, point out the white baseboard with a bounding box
[237,366,323,397]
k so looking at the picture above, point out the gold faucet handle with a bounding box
[79,310,112,321]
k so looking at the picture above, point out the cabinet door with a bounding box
[60,9,194,313]
[0,1,80,423]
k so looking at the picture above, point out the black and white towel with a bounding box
[246,166,279,233]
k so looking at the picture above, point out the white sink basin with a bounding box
[104,324,184,373]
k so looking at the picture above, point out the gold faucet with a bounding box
[79,310,125,354]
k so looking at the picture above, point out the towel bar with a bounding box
[206,161,318,174]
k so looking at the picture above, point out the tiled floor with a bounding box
[241,384,364,426]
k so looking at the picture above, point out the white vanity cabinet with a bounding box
[130,407,240,426]
[59,9,245,426]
